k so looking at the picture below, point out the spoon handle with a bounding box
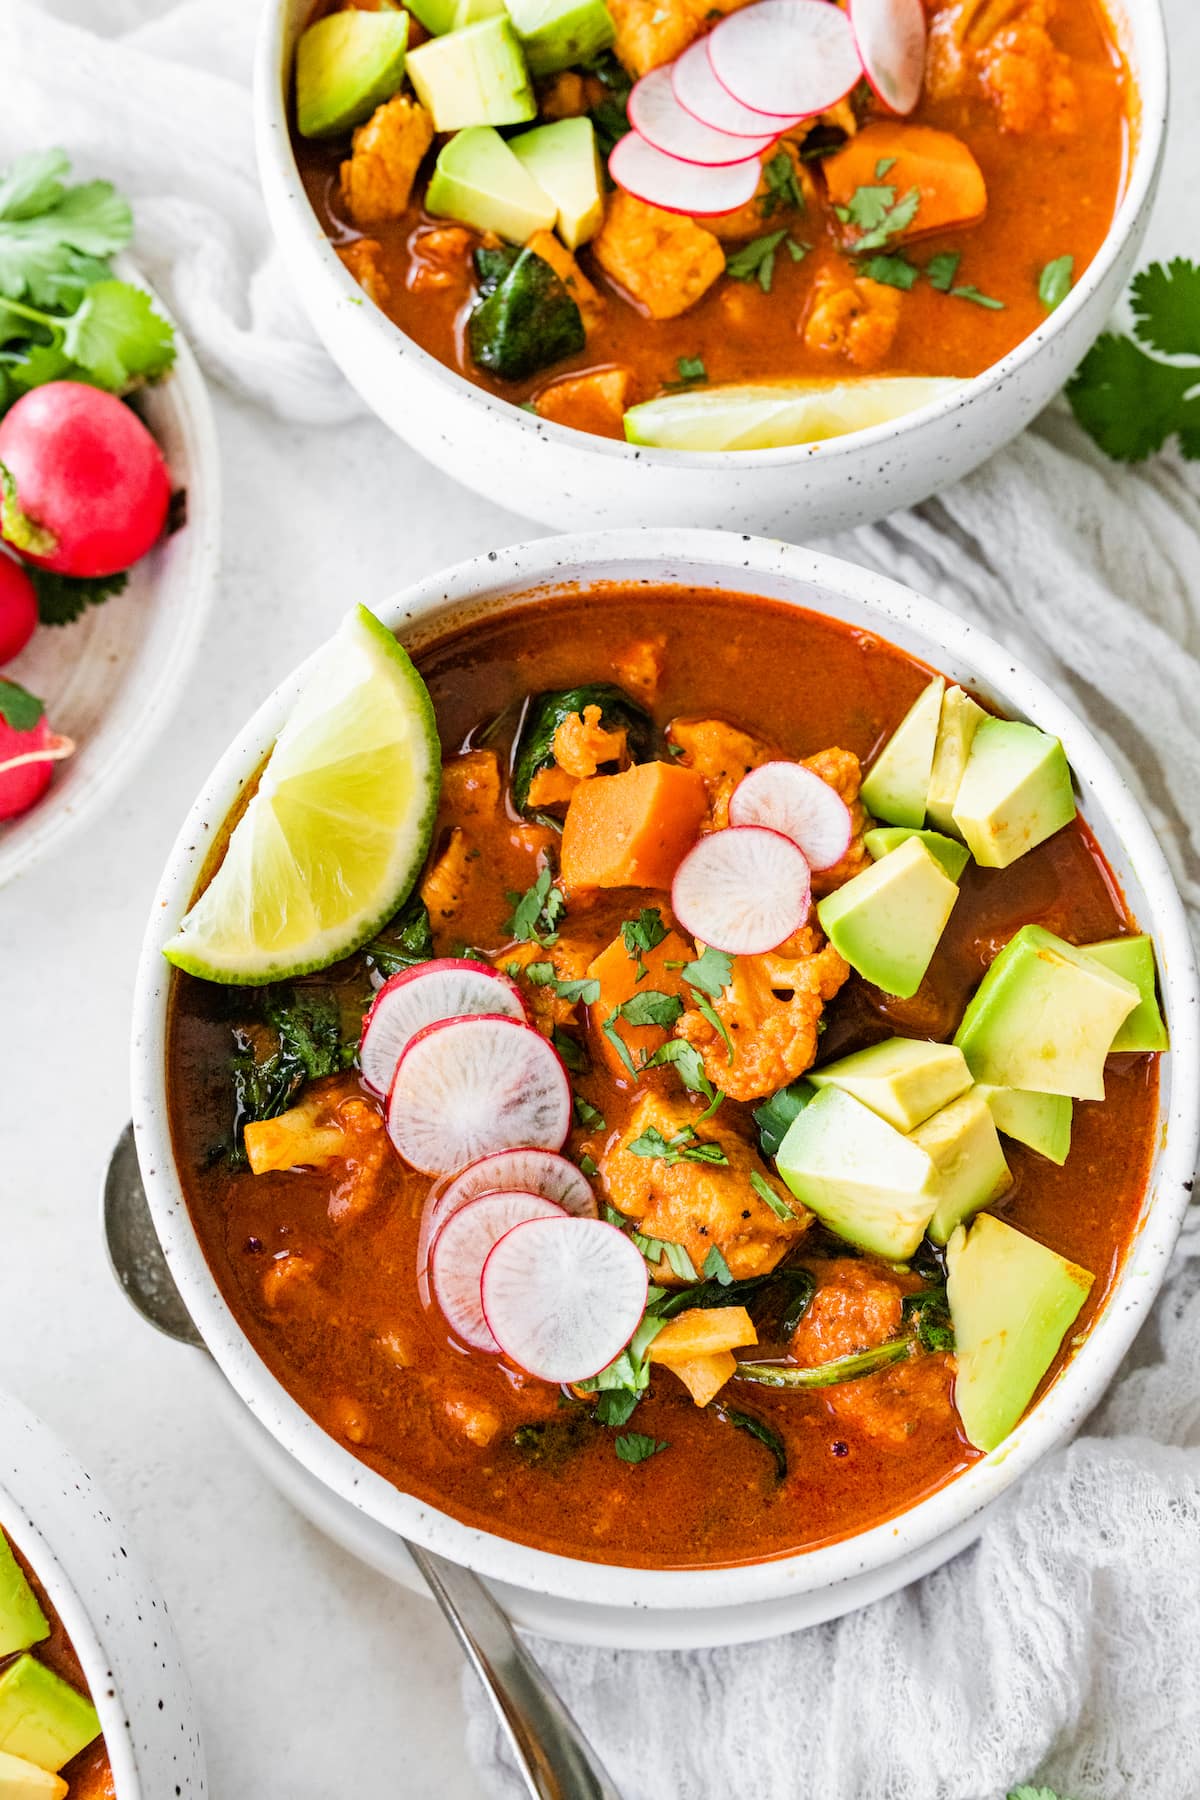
[406,1543,623,1800]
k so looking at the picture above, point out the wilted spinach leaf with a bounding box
[468,245,584,382]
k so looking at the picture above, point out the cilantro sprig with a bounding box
[0,150,175,411]
[506,866,565,945]
[1066,257,1200,461]
[724,230,808,295]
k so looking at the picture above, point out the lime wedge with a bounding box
[623,377,965,452]
[164,606,441,984]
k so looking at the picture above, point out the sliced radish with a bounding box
[629,67,776,165]
[708,1,862,120]
[481,1217,649,1383]
[728,762,853,871]
[387,1014,571,1174]
[418,1149,598,1278]
[672,825,811,955]
[849,0,926,114]
[430,1190,563,1351]
[673,38,804,135]
[609,131,762,216]
[360,959,526,1096]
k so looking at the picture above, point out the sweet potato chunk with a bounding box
[586,924,694,1076]
[593,193,724,321]
[339,94,435,226]
[824,124,987,243]
[560,761,707,891]
[649,1306,758,1361]
[662,1350,738,1407]
[535,367,632,440]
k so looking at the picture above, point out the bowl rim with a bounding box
[253,0,1168,471]
[131,527,1200,1616]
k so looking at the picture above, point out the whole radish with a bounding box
[0,682,73,820]
[0,382,170,579]
[0,551,37,665]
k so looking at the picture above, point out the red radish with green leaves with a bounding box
[0,553,37,665]
[672,823,811,954]
[728,762,853,870]
[0,678,73,820]
[481,1216,649,1383]
[429,1189,565,1351]
[386,1012,572,1173]
[0,382,170,578]
[360,958,527,1095]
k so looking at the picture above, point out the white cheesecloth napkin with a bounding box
[4,2,1200,1795]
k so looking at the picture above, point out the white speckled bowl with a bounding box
[0,266,220,891]
[255,0,1166,534]
[0,1390,206,1796]
[132,531,1199,1649]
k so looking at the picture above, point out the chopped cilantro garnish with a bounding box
[640,1038,721,1116]
[505,866,565,945]
[949,283,1004,309]
[702,1244,734,1285]
[857,252,920,291]
[724,229,796,294]
[602,988,683,1075]
[626,1124,728,1168]
[596,1389,640,1428]
[925,251,961,292]
[874,155,897,178]
[553,1028,588,1073]
[759,151,805,218]
[837,182,920,252]
[621,906,668,978]
[679,946,733,998]
[573,1094,606,1132]
[750,1168,795,1222]
[579,1152,598,1177]
[1038,254,1074,312]
[664,354,707,391]
[614,1432,668,1463]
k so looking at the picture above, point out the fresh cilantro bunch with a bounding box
[0,149,175,414]
[1067,257,1200,461]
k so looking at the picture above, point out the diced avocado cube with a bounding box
[864,825,970,882]
[0,1540,47,1660]
[914,1090,1012,1245]
[427,126,556,243]
[407,17,536,131]
[947,1212,1093,1452]
[974,1084,1072,1165]
[816,836,959,1000]
[860,675,944,828]
[454,0,509,24]
[1081,935,1168,1052]
[926,684,988,837]
[0,1659,99,1775]
[951,718,1076,869]
[0,1749,67,1799]
[776,1086,938,1260]
[954,924,1139,1100]
[406,0,460,34]
[510,118,604,249]
[808,1037,971,1132]
[295,10,410,139]
[505,0,616,76]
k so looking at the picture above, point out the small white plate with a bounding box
[0,267,220,890]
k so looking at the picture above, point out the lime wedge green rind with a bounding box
[623,377,965,452]
[163,605,441,985]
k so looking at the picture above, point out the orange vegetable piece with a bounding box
[662,1350,738,1407]
[560,760,707,892]
[586,924,694,1077]
[824,123,987,243]
[648,1305,758,1363]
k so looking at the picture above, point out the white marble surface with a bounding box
[0,392,535,1799]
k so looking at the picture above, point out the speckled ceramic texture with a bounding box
[0,264,220,890]
[129,532,1200,1648]
[0,1390,206,1797]
[254,1,1165,535]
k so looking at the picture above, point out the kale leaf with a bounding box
[510,683,655,811]
[230,985,357,1146]
[364,891,435,978]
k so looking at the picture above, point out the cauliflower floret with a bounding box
[605,0,756,75]
[339,94,434,226]
[675,924,850,1101]
[525,703,631,809]
[789,1258,912,1364]
[601,1091,808,1280]
[802,264,903,369]
[535,367,633,440]
[408,224,476,295]
[244,1081,388,1223]
[802,746,871,895]
[336,237,390,309]
[593,193,724,321]
[925,0,1077,132]
[614,636,666,705]
[666,716,775,826]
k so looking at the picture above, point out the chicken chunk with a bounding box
[408,224,476,294]
[336,237,391,308]
[789,1257,912,1365]
[925,0,1078,133]
[440,748,503,822]
[601,1091,808,1280]
[339,94,435,226]
[826,1350,956,1445]
[706,141,816,243]
[500,934,596,1035]
[675,924,851,1101]
[593,193,724,321]
[802,263,903,369]
[420,825,475,926]
[535,367,632,441]
[614,635,666,705]
[606,0,755,76]
[667,715,775,827]
[528,230,607,332]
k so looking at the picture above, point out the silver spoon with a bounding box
[103,1123,623,1800]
